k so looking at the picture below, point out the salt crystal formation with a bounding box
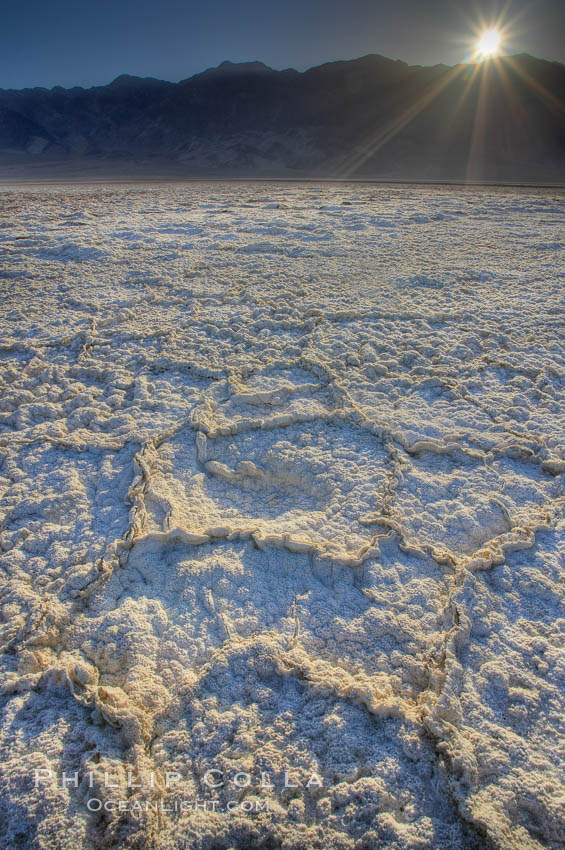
[0,182,563,850]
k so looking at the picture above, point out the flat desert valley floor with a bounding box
[0,182,563,850]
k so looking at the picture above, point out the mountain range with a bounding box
[1,53,564,182]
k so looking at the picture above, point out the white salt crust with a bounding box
[0,182,563,850]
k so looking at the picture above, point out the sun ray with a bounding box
[333,1,564,181]
[450,61,482,121]
[334,63,466,178]
[505,55,565,116]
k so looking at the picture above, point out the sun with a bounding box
[477,29,501,57]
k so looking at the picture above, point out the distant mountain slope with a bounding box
[1,53,564,181]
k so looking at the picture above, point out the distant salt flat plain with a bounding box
[0,182,563,850]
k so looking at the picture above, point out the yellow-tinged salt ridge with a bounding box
[0,182,563,850]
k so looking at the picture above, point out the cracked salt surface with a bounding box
[0,181,563,850]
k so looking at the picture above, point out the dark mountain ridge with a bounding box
[1,53,564,182]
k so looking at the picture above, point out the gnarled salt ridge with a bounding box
[0,182,563,850]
